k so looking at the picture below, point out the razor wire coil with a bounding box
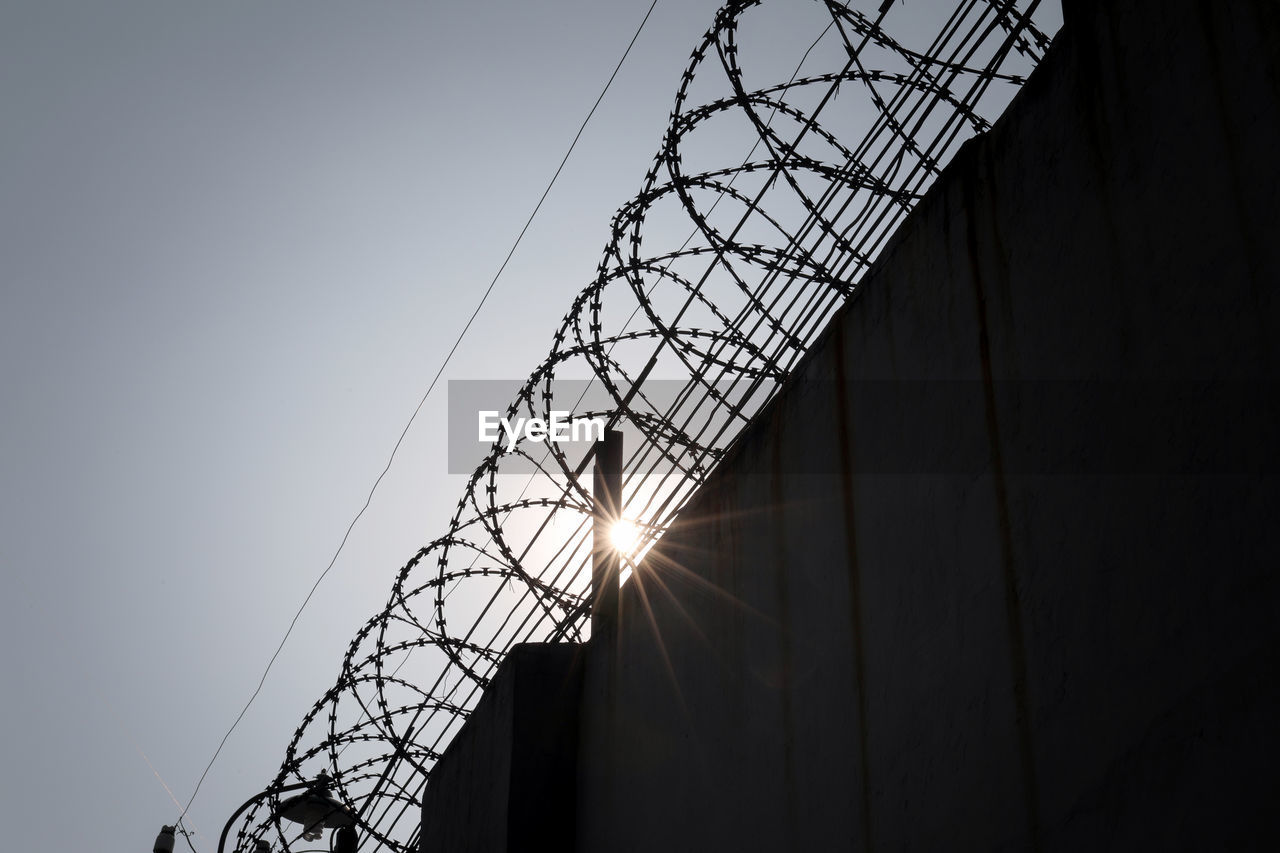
[225,1,1056,850]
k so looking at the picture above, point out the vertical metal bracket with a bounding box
[591,428,623,642]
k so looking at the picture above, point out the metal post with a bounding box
[591,428,623,642]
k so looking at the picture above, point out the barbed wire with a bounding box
[224,1,1055,850]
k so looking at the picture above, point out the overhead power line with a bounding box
[174,0,663,839]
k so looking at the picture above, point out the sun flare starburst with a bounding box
[610,519,640,553]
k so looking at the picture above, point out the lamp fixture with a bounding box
[201,772,359,853]
[277,772,355,841]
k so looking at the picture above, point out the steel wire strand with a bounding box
[225,2,1056,850]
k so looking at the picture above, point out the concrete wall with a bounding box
[577,1,1280,850]
[419,643,582,852]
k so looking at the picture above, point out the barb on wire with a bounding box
[223,2,1056,850]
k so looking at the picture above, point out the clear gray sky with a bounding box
[0,1,731,849]
[0,1,1059,850]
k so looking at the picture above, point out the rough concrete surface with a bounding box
[577,0,1280,850]
[422,1,1280,850]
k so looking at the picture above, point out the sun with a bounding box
[610,519,640,553]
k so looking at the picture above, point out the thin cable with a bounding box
[223,3,1056,850]
[176,0,662,832]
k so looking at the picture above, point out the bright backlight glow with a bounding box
[610,519,640,553]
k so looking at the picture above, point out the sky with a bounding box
[0,2,1060,851]
[0,1,733,849]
